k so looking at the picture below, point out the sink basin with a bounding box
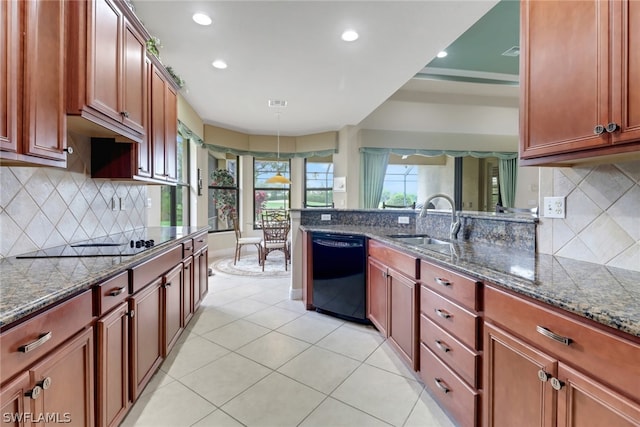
[389,236,449,246]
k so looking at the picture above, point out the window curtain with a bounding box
[498,158,518,208]
[360,151,390,209]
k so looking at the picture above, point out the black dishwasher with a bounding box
[312,233,368,323]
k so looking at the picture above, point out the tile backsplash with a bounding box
[0,132,147,258]
[537,160,639,272]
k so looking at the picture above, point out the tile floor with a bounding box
[121,260,457,427]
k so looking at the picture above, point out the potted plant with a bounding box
[211,169,236,227]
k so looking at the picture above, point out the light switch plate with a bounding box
[321,214,331,221]
[544,196,565,218]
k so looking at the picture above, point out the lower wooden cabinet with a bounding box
[162,263,183,357]
[196,248,209,305]
[366,257,389,336]
[182,256,194,325]
[388,269,418,368]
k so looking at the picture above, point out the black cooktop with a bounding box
[16,230,171,258]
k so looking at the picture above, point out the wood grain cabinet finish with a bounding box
[196,248,209,305]
[150,63,178,182]
[367,240,419,370]
[162,263,183,357]
[1,0,68,167]
[66,0,146,142]
[484,284,640,427]
[520,0,640,165]
[182,256,194,326]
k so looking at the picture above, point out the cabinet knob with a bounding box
[63,147,73,154]
[605,122,619,133]
[127,310,135,318]
[593,125,605,135]
[550,377,565,391]
[120,111,130,118]
[537,370,551,382]
[38,377,52,390]
[26,386,42,400]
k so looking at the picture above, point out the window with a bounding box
[160,135,189,226]
[381,164,418,208]
[208,153,238,232]
[253,158,290,225]
[304,158,333,207]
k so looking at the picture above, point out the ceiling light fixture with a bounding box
[192,13,212,26]
[341,29,359,42]
[436,51,448,58]
[212,59,227,69]
[265,104,291,185]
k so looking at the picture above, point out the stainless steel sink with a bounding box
[388,235,449,246]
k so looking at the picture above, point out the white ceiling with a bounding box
[132,1,500,137]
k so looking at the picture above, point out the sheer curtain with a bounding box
[498,158,518,208]
[360,151,389,209]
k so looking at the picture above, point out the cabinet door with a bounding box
[182,256,194,325]
[366,257,388,336]
[136,57,153,178]
[556,363,640,427]
[163,263,183,357]
[611,0,640,144]
[197,248,209,303]
[23,0,66,161]
[164,84,178,182]
[388,270,418,369]
[130,278,163,400]
[0,0,19,153]
[192,251,202,312]
[30,327,94,427]
[87,0,121,122]
[121,19,146,135]
[520,0,611,159]
[151,66,166,180]
[484,322,556,427]
[0,372,30,427]
[96,302,129,427]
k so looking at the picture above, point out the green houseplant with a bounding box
[211,169,236,227]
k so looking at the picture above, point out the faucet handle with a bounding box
[450,221,461,240]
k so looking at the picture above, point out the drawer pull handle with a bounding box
[434,378,450,394]
[164,282,172,288]
[26,385,42,400]
[536,326,572,346]
[19,332,52,353]
[109,287,126,297]
[185,247,193,251]
[550,378,565,391]
[435,309,452,319]
[38,377,52,390]
[197,239,205,243]
[435,340,450,353]
[434,277,451,287]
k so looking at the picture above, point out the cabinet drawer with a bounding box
[94,271,129,316]
[192,232,208,253]
[420,260,481,311]
[485,285,640,401]
[368,240,419,279]
[1,291,93,381]
[130,245,182,293]
[421,286,481,350]
[421,314,481,389]
[420,343,479,427]
[182,238,194,259]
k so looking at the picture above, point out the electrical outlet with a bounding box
[119,197,126,211]
[544,196,565,218]
[111,197,118,211]
[398,216,410,224]
[321,214,331,221]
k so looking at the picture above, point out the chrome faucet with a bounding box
[419,193,460,240]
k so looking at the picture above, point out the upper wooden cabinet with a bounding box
[1,0,69,168]
[520,0,640,165]
[67,0,147,143]
[151,62,178,182]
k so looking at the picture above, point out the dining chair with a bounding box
[260,210,291,271]
[231,212,262,265]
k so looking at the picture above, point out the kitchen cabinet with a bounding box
[151,62,178,182]
[1,0,69,168]
[66,0,147,143]
[367,240,419,370]
[162,263,183,357]
[182,255,194,326]
[520,0,640,165]
[0,291,95,427]
[196,247,209,307]
[484,284,640,427]
[419,260,482,427]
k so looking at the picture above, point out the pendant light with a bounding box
[265,110,292,184]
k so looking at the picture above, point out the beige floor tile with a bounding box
[299,397,392,427]
[190,409,245,427]
[187,308,238,335]
[160,336,229,379]
[243,305,304,329]
[275,298,308,314]
[404,389,457,427]
[201,319,271,350]
[331,364,423,426]
[247,287,290,305]
[221,372,325,427]
[236,331,310,369]
[278,346,361,394]
[138,369,175,398]
[216,298,272,318]
[365,341,419,380]
[316,324,385,361]
[180,352,270,406]
[120,381,215,427]
[276,313,342,343]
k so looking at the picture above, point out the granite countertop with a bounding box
[0,226,208,328]
[301,225,640,338]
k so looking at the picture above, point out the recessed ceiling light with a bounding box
[436,51,448,58]
[212,60,227,69]
[192,13,212,26]
[341,30,359,42]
